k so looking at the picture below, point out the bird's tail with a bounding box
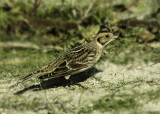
[9,70,41,89]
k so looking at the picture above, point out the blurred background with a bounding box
[0,0,160,64]
[0,0,160,65]
[0,0,160,113]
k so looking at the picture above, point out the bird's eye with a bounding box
[105,35,109,38]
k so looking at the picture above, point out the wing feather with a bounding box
[38,47,95,80]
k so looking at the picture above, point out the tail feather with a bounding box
[9,70,40,89]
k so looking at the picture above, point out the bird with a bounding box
[10,24,119,88]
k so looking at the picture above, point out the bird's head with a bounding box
[95,32,118,48]
[94,23,120,48]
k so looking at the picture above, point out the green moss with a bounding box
[94,94,137,111]
[145,88,160,102]
[79,93,139,113]
[0,97,43,110]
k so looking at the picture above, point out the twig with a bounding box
[82,3,94,20]
[29,0,41,16]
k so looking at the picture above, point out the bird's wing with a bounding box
[38,47,96,80]
[38,60,89,80]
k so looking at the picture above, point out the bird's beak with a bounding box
[112,35,118,39]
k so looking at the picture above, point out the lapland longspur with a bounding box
[10,24,119,88]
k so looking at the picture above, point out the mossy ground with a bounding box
[0,0,160,114]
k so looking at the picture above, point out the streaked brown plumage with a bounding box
[10,24,118,88]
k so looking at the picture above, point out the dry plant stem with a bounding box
[112,0,139,19]
[28,18,77,29]
[118,20,160,29]
[125,0,139,9]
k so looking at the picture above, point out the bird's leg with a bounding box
[64,75,70,80]
[74,83,88,89]
[65,75,88,89]
[64,75,77,86]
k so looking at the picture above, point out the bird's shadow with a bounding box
[14,67,102,95]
